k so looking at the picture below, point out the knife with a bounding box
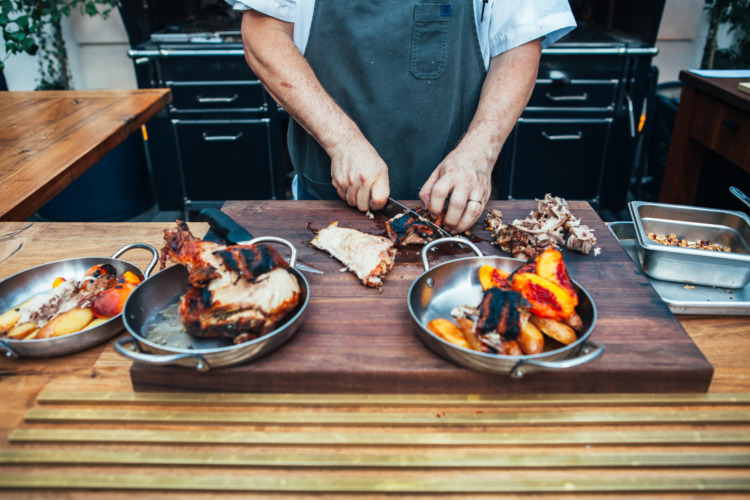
[199,208,323,275]
[380,197,454,240]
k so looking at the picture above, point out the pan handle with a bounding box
[0,340,20,359]
[245,236,298,268]
[111,244,160,278]
[421,237,482,271]
[114,337,210,372]
[509,340,604,378]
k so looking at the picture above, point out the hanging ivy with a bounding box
[0,0,118,90]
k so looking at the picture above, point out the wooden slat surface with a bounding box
[0,221,749,498]
[131,201,714,394]
[0,89,171,221]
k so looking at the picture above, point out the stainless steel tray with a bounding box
[628,201,750,289]
[609,222,750,315]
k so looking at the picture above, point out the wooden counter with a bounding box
[0,212,749,497]
[659,71,750,205]
[0,89,172,221]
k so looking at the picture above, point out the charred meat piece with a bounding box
[385,207,445,246]
[161,221,301,343]
[475,288,530,352]
[311,222,396,287]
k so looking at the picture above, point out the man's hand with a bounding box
[242,11,387,212]
[420,38,542,234]
[329,137,390,212]
[419,145,492,234]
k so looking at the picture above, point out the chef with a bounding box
[226,0,575,233]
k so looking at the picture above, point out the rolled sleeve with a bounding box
[225,0,296,23]
[487,1,576,58]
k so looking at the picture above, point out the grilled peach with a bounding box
[92,283,136,318]
[427,318,471,350]
[118,271,142,285]
[512,272,576,320]
[536,247,578,306]
[52,277,67,288]
[478,265,510,291]
[85,263,117,279]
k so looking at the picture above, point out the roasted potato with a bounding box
[6,322,37,339]
[519,319,544,355]
[37,308,94,339]
[82,317,108,330]
[0,307,21,333]
[427,318,471,350]
[530,315,577,346]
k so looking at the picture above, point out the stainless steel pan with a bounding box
[0,244,159,359]
[408,238,603,378]
[114,237,309,371]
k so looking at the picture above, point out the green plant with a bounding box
[0,0,118,90]
[702,0,750,69]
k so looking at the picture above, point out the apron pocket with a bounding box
[411,4,452,80]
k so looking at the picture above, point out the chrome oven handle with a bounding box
[196,94,239,104]
[202,132,244,142]
[541,131,583,141]
[545,92,589,102]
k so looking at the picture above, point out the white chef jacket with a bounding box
[226,0,576,69]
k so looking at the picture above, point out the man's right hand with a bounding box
[329,137,390,212]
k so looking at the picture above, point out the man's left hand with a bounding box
[419,145,492,234]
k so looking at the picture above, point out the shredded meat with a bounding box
[161,221,301,343]
[485,194,599,258]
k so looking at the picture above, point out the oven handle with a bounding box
[541,131,583,141]
[202,132,244,142]
[545,92,589,102]
[196,94,239,104]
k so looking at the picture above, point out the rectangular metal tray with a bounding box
[628,201,750,289]
[609,221,750,315]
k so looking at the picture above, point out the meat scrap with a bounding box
[385,208,445,246]
[485,194,599,258]
[311,222,396,288]
[161,221,301,344]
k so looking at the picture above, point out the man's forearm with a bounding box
[240,10,363,154]
[457,39,542,169]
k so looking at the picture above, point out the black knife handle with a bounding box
[199,208,253,244]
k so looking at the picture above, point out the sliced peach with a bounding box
[478,265,510,291]
[85,263,117,279]
[118,270,142,285]
[92,283,136,318]
[535,247,578,306]
[52,277,67,289]
[511,272,576,320]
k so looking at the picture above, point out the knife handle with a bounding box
[199,208,254,243]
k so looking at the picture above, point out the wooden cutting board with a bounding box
[130,200,713,393]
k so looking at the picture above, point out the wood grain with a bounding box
[126,201,714,394]
[0,89,172,221]
[0,220,748,499]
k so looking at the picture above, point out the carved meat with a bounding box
[475,288,531,354]
[311,222,396,287]
[161,221,301,343]
[385,208,445,246]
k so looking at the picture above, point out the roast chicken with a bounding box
[385,208,445,246]
[161,221,301,344]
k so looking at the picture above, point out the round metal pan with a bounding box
[409,238,603,378]
[115,237,310,371]
[0,244,159,359]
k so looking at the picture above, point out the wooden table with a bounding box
[659,71,750,205]
[0,89,172,221]
[0,211,749,497]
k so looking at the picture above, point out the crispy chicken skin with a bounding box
[385,208,445,246]
[311,222,396,287]
[161,221,301,343]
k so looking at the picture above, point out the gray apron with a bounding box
[290,0,486,200]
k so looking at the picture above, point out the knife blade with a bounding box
[199,208,323,275]
[380,197,453,239]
